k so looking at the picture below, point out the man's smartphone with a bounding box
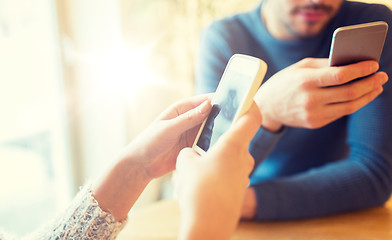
[329,21,388,66]
[192,54,267,155]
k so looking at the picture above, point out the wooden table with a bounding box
[118,198,392,240]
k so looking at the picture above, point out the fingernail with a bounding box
[371,62,379,72]
[376,86,384,95]
[198,100,211,115]
[381,75,389,85]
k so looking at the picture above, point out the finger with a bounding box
[324,86,383,118]
[296,58,329,68]
[159,93,214,120]
[169,99,212,134]
[176,147,200,171]
[222,102,262,146]
[315,60,379,87]
[316,71,388,104]
[176,93,214,112]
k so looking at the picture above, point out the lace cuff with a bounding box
[23,184,127,240]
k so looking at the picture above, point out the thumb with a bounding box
[174,148,200,199]
[296,58,329,68]
[176,147,200,171]
[170,100,212,133]
[223,102,262,147]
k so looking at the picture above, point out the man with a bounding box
[195,0,392,220]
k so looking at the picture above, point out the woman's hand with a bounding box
[93,94,212,221]
[119,94,213,179]
[175,102,262,240]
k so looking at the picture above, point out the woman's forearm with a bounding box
[92,157,152,221]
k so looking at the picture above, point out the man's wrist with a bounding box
[261,117,283,133]
[254,98,282,132]
[241,187,257,220]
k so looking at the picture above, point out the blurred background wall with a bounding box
[0,0,390,237]
[0,0,255,236]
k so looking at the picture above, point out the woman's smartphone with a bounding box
[329,21,388,66]
[192,54,267,155]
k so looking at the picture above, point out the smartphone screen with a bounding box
[194,54,266,153]
[196,71,253,151]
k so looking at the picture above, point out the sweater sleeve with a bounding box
[253,75,392,220]
[19,184,127,240]
[252,144,392,220]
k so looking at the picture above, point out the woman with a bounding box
[0,94,261,240]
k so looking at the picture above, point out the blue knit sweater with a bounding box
[195,1,392,220]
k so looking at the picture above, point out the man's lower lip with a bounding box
[299,11,326,22]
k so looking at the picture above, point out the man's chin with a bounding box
[296,24,325,38]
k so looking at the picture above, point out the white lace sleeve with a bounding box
[20,184,127,240]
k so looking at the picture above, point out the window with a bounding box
[0,0,72,236]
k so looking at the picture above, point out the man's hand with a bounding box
[254,58,388,131]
